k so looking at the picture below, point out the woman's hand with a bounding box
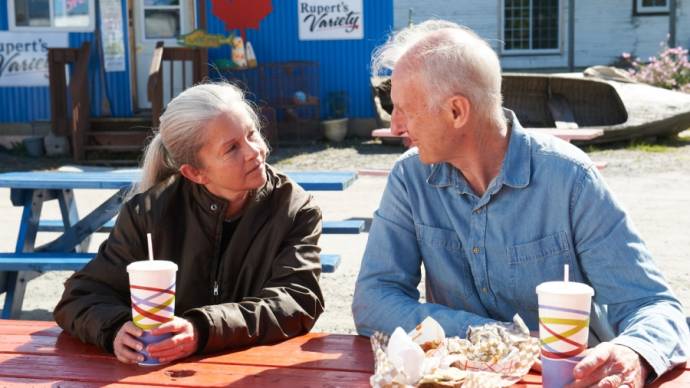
[146,316,199,363]
[113,321,144,364]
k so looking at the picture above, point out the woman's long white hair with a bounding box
[138,82,262,193]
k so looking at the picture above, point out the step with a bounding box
[84,144,144,152]
[87,131,150,147]
[39,219,365,235]
[90,117,153,132]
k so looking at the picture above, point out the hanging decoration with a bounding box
[210,0,273,41]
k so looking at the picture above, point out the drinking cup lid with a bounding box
[536,281,594,296]
[127,260,178,272]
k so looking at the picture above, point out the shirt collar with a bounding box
[427,109,531,191]
[500,109,531,189]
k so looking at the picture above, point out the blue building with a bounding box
[0,0,393,147]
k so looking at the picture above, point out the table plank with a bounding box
[373,127,604,143]
[0,353,371,387]
[0,377,163,388]
[0,170,357,191]
[0,323,374,374]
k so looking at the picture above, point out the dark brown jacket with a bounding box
[54,165,324,354]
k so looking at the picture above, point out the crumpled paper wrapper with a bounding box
[370,315,540,388]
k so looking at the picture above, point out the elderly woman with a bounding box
[54,83,324,364]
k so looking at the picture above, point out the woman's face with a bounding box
[192,110,268,201]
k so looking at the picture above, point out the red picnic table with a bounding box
[0,319,686,387]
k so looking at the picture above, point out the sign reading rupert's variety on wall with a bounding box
[298,0,363,40]
[0,33,68,87]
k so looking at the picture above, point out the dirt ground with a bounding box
[0,133,688,335]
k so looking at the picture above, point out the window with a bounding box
[143,0,182,41]
[8,0,95,31]
[634,0,669,15]
[503,0,559,53]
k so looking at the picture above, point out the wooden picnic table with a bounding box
[0,320,686,387]
[0,169,358,319]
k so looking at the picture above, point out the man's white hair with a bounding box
[372,20,505,129]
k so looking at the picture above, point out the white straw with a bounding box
[147,233,154,261]
[564,264,569,283]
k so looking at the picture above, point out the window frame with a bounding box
[7,0,96,32]
[500,0,562,55]
[140,1,185,43]
[633,0,669,16]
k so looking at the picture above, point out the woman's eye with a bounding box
[226,144,237,153]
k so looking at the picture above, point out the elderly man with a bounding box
[352,20,689,387]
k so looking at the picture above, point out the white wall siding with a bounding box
[392,0,688,70]
[394,0,499,48]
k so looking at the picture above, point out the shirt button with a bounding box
[473,208,481,214]
[482,287,488,293]
[472,247,481,254]
[210,204,218,211]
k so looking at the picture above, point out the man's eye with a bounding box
[226,144,237,153]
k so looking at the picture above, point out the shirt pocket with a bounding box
[508,231,572,311]
[415,223,463,253]
[415,224,474,307]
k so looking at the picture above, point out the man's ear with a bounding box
[179,163,208,185]
[448,95,471,129]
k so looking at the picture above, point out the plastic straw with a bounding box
[564,264,569,283]
[147,233,154,261]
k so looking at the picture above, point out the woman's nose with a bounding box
[244,139,262,160]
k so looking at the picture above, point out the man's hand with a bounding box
[566,342,649,388]
[113,321,144,364]
[146,316,199,363]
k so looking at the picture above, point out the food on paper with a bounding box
[370,315,540,387]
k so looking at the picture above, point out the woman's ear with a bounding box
[179,164,208,185]
[449,95,471,129]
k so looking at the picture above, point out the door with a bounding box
[132,0,195,110]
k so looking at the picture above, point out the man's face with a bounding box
[390,66,452,164]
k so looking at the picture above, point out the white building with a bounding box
[394,0,689,69]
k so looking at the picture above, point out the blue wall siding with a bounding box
[0,3,8,30]
[0,0,132,123]
[204,0,393,118]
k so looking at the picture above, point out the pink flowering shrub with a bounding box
[620,46,690,93]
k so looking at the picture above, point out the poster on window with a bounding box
[100,0,126,72]
[298,0,363,40]
[0,32,68,87]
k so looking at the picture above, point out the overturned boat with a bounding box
[371,71,690,144]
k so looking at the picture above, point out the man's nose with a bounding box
[391,111,406,136]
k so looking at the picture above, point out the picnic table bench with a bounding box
[0,319,687,387]
[0,169,360,318]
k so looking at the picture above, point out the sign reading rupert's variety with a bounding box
[0,33,68,87]
[298,0,363,40]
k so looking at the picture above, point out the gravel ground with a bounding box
[0,132,688,334]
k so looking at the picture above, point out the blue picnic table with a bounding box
[0,169,358,319]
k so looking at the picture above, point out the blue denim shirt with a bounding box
[352,111,689,378]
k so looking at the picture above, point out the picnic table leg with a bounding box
[39,188,128,253]
[1,270,40,319]
[56,189,90,253]
[0,189,43,319]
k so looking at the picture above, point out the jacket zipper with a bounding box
[213,281,219,296]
